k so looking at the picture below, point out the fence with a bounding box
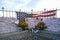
[0,30,60,40]
[0,8,58,18]
[0,9,17,18]
[0,9,30,18]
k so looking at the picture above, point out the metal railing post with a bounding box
[2,7,4,18]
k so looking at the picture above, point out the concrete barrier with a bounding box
[0,30,60,40]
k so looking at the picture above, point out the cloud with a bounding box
[15,0,39,11]
[2,0,32,10]
[35,0,60,11]
[1,0,60,18]
[14,0,32,10]
[34,0,60,18]
[1,0,60,11]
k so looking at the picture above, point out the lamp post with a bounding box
[55,8,57,18]
[31,9,33,14]
[19,9,21,12]
[44,8,46,12]
[2,7,4,18]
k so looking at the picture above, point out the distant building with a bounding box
[16,12,32,21]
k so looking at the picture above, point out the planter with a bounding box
[37,22,47,30]
[18,21,28,30]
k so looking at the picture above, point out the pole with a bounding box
[31,9,33,18]
[44,8,46,18]
[55,8,57,18]
[31,9,33,14]
[2,7,4,18]
[9,11,10,18]
[6,9,7,18]
[12,10,13,18]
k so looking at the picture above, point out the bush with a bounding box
[18,21,28,30]
[37,21,47,30]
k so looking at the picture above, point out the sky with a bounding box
[0,0,60,18]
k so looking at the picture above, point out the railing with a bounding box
[0,30,60,40]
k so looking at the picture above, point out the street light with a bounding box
[31,9,33,14]
[2,7,4,17]
[44,8,46,12]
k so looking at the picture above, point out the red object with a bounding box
[32,13,56,18]
[32,10,56,18]
[39,13,56,17]
[32,14,39,18]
